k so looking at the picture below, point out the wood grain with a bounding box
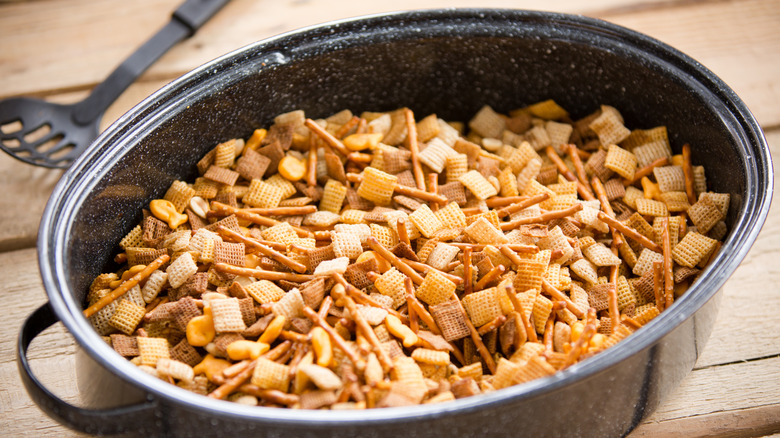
[0,0,671,99]
[604,0,780,128]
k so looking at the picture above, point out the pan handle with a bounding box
[72,0,231,125]
[17,302,158,435]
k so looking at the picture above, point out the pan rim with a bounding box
[37,8,772,426]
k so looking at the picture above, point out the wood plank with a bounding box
[0,151,62,251]
[0,0,680,99]
[692,130,780,367]
[633,403,780,438]
[603,0,780,128]
[0,247,84,437]
[1,221,778,437]
[631,356,780,437]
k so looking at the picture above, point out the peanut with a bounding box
[188,196,209,219]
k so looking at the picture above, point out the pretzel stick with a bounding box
[217,226,308,274]
[591,177,624,247]
[477,314,506,336]
[563,309,597,367]
[248,239,287,251]
[499,244,525,267]
[335,115,360,139]
[679,212,688,237]
[83,254,169,317]
[221,359,250,379]
[543,312,556,353]
[278,330,311,344]
[114,252,128,264]
[303,306,365,371]
[396,217,411,247]
[393,183,449,205]
[404,278,420,333]
[307,133,318,187]
[405,108,426,191]
[238,385,299,406]
[356,117,367,134]
[332,273,408,323]
[509,312,526,350]
[304,118,350,156]
[451,242,539,254]
[662,217,674,309]
[500,203,583,231]
[568,144,592,196]
[485,196,527,208]
[405,293,442,336]
[541,279,586,319]
[208,359,257,399]
[337,286,394,372]
[622,157,670,186]
[318,295,332,320]
[653,261,665,312]
[345,173,448,204]
[545,146,595,200]
[461,207,484,215]
[575,148,592,160]
[590,177,614,216]
[214,263,314,282]
[621,315,643,331]
[211,202,312,238]
[451,292,496,374]
[597,212,662,253]
[313,230,331,241]
[428,173,439,212]
[505,284,538,343]
[144,296,168,314]
[474,264,505,291]
[681,144,697,204]
[463,246,473,295]
[703,241,722,268]
[207,341,292,400]
[608,241,621,334]
[243,206,317,216]
[366,236,424,285]
[401,258,463,284]
[496,192,551,218]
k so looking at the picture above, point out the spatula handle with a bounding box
[72,0,230,126]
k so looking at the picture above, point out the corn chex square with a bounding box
[415,270,457,306]
[464,217,508,245]
[408,204,444,238]
[459,170,498,200]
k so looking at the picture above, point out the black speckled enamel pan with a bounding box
[19,9,772,437]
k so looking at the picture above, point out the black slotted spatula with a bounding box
[0,0,230,169]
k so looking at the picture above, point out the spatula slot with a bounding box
[23,123,51,144]
[1,119,23,135]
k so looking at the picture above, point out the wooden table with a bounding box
[1,0,778,436]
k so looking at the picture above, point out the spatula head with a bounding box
[0,97,100,168]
